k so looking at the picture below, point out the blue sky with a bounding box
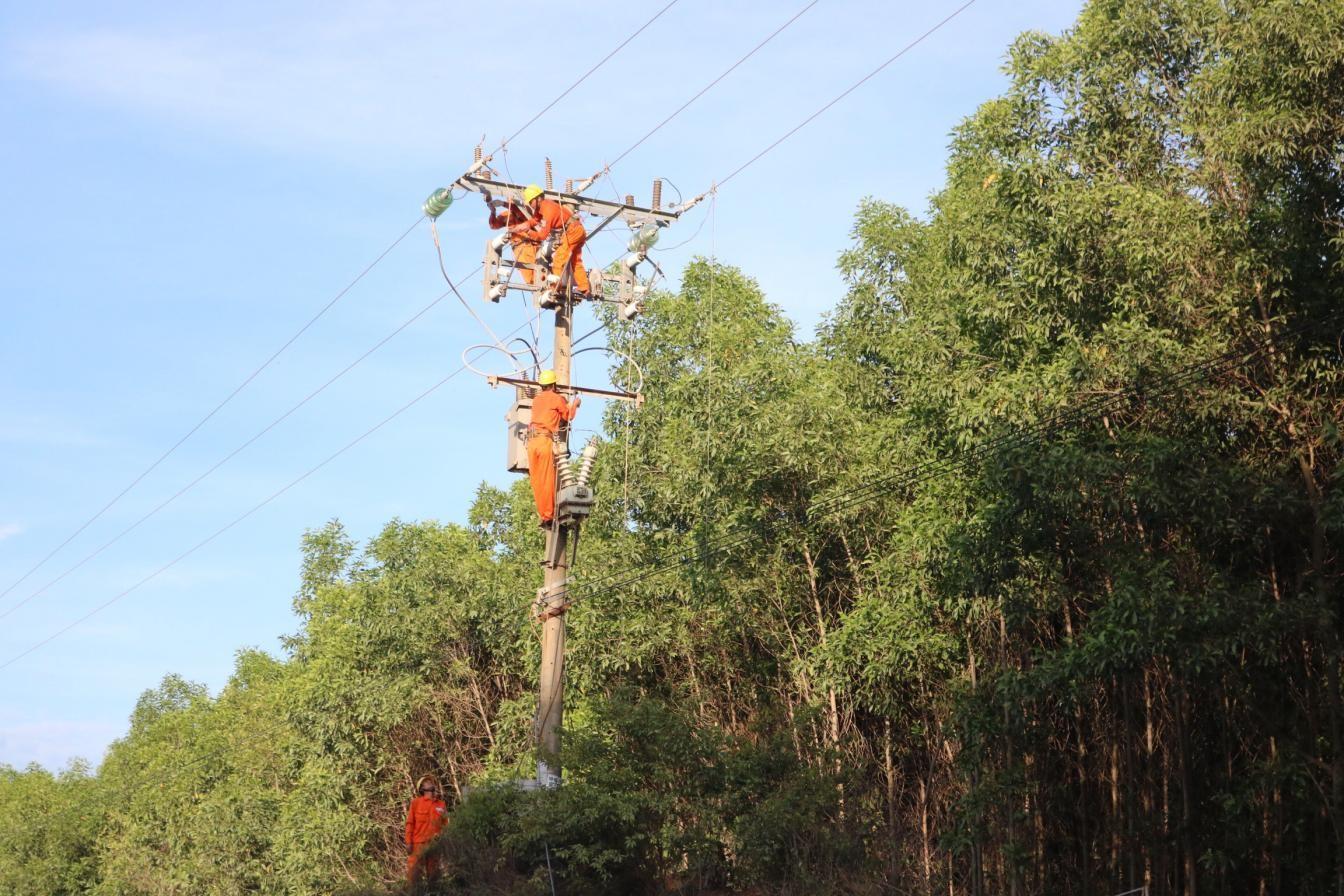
[0,0,1083,770]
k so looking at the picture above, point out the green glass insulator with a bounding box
[422,187,453,219]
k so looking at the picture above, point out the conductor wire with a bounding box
[3,0,694,615]
[494,0,683,152]
[0,215,423,605]
[461,343,536,380]
[0,267,487,623]
[716,0,979,189]
[605,0,820,171]
[432,219,526,373]
[0,323,535,671]
[572,346,645,396]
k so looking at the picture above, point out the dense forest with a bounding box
[3,0,1342,893]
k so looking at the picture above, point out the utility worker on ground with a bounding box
[512,184,591,299]
[487,196,540,284]
[528,369,580,528]
[405,775,447,884]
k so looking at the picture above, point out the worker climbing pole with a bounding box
[421,148,701,787]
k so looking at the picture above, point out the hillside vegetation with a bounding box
[3,0,1342,893]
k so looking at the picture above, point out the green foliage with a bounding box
[0,761,101,895]
[421,694,857,896]
[3,0,1342,892]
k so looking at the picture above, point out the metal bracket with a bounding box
[542,524,568,570]
[487,374,643,406]
[467,172,672,306]
[484,239,552,302]
[534,579,571,620]
[456,175,681,228]
[483,237,503,302]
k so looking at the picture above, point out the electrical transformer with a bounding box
[505,389,533,473]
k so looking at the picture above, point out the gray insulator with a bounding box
[554,443,577,489]
[576,438,599,488]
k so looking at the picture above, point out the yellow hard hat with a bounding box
[538,369,557,386]
[523,184,544,204]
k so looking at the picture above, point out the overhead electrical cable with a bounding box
[4,0,975,660]
[111,326,1326,803]
[430,222,524,372]
[0,217,422,604]
[1,0,689,610]
[0,323,533,673]
[0,275,484,623]
[491,0,683,154]
[715,0,979,188]
[604,0,820,171]
[2,0,711,619]
[3,225,672,661]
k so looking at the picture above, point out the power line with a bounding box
[604,0,820,171]
[3,1,715,622]
[0,274,482,623]
[494,0,684,154]
[1,0,690,613]
[0,322,533,672]
[412,0,995,608]
[0,236,660,663]
[716,0,980,189]
[110,314,1333,803]
[0,217,423,605]
[2,0,972,660]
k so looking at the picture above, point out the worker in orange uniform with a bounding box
[528,369,581,528]
[405,775,448,884]
[487,196,540,284]
[512,184,590,299]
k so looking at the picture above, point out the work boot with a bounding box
[538,290,558,310]
[539,518,553,530]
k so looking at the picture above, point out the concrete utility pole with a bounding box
[536,299,572,789]
[441,157,699,788]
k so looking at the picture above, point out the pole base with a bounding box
[537,760,561,789]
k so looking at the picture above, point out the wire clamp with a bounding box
[533,581,571,621]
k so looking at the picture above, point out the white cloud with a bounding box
[0,524,21,542]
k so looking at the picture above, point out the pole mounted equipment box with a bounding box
[556,483,594,524]
[505,388,533,474]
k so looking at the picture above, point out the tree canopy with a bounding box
[3,0,1341,893]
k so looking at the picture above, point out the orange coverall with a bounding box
[514,198,590,294]
[489,201,539,283]
[528,388,579,522]
[405,794,447,882]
